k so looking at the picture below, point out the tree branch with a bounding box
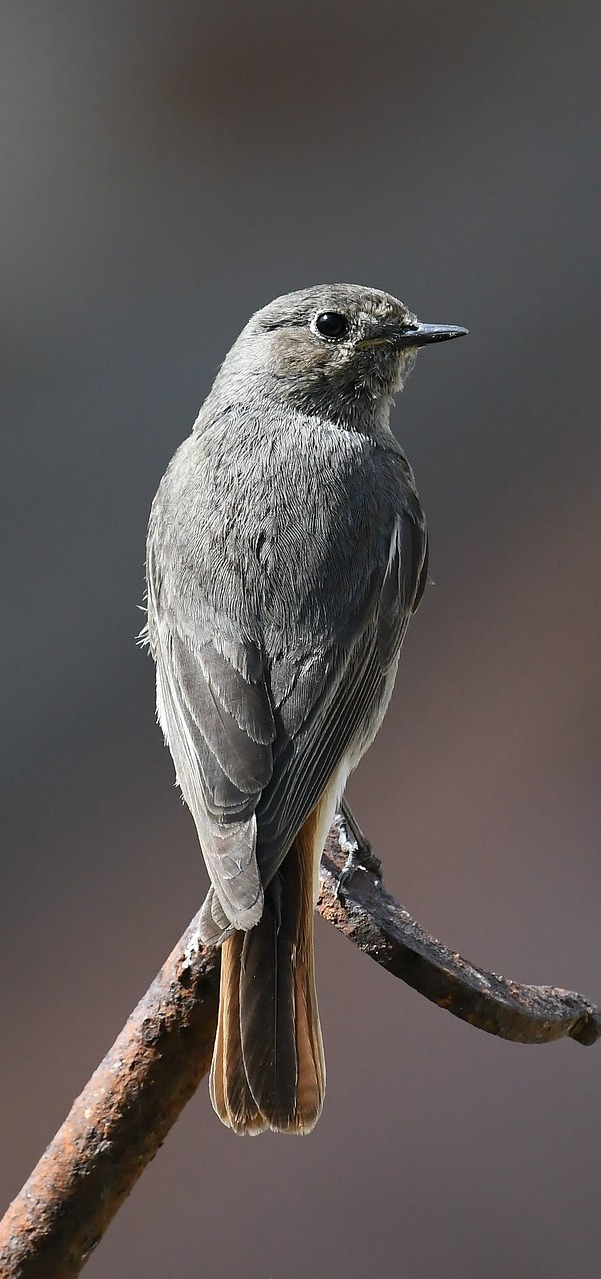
[1,806,599,1277]
[322,803,601,1047]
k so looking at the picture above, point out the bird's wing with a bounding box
[147,507,427,929]
[256,511,427,880]
[146,537,275,932]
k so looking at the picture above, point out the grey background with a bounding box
[2,3,600,1276]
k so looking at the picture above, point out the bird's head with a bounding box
[215,283,467,425]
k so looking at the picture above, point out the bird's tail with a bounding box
[209,809,325,1134]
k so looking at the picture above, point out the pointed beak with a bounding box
[395,321,469,348]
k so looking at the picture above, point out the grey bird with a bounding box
[145,284,467,1134]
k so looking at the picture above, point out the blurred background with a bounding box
[2,2,600,1275]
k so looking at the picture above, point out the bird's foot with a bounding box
[333,803,382,898]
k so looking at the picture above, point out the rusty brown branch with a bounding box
[323,802,601,1047]
[1,807,599,1277]
[0,920,220,1279]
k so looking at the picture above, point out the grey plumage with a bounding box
[145,283,466,1132]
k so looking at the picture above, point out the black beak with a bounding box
[395,321,468,348]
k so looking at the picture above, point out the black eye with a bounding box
[314,311,349,340]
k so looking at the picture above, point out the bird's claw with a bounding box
[333,809,382,898]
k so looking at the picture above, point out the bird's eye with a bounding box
[313,311,349,340]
